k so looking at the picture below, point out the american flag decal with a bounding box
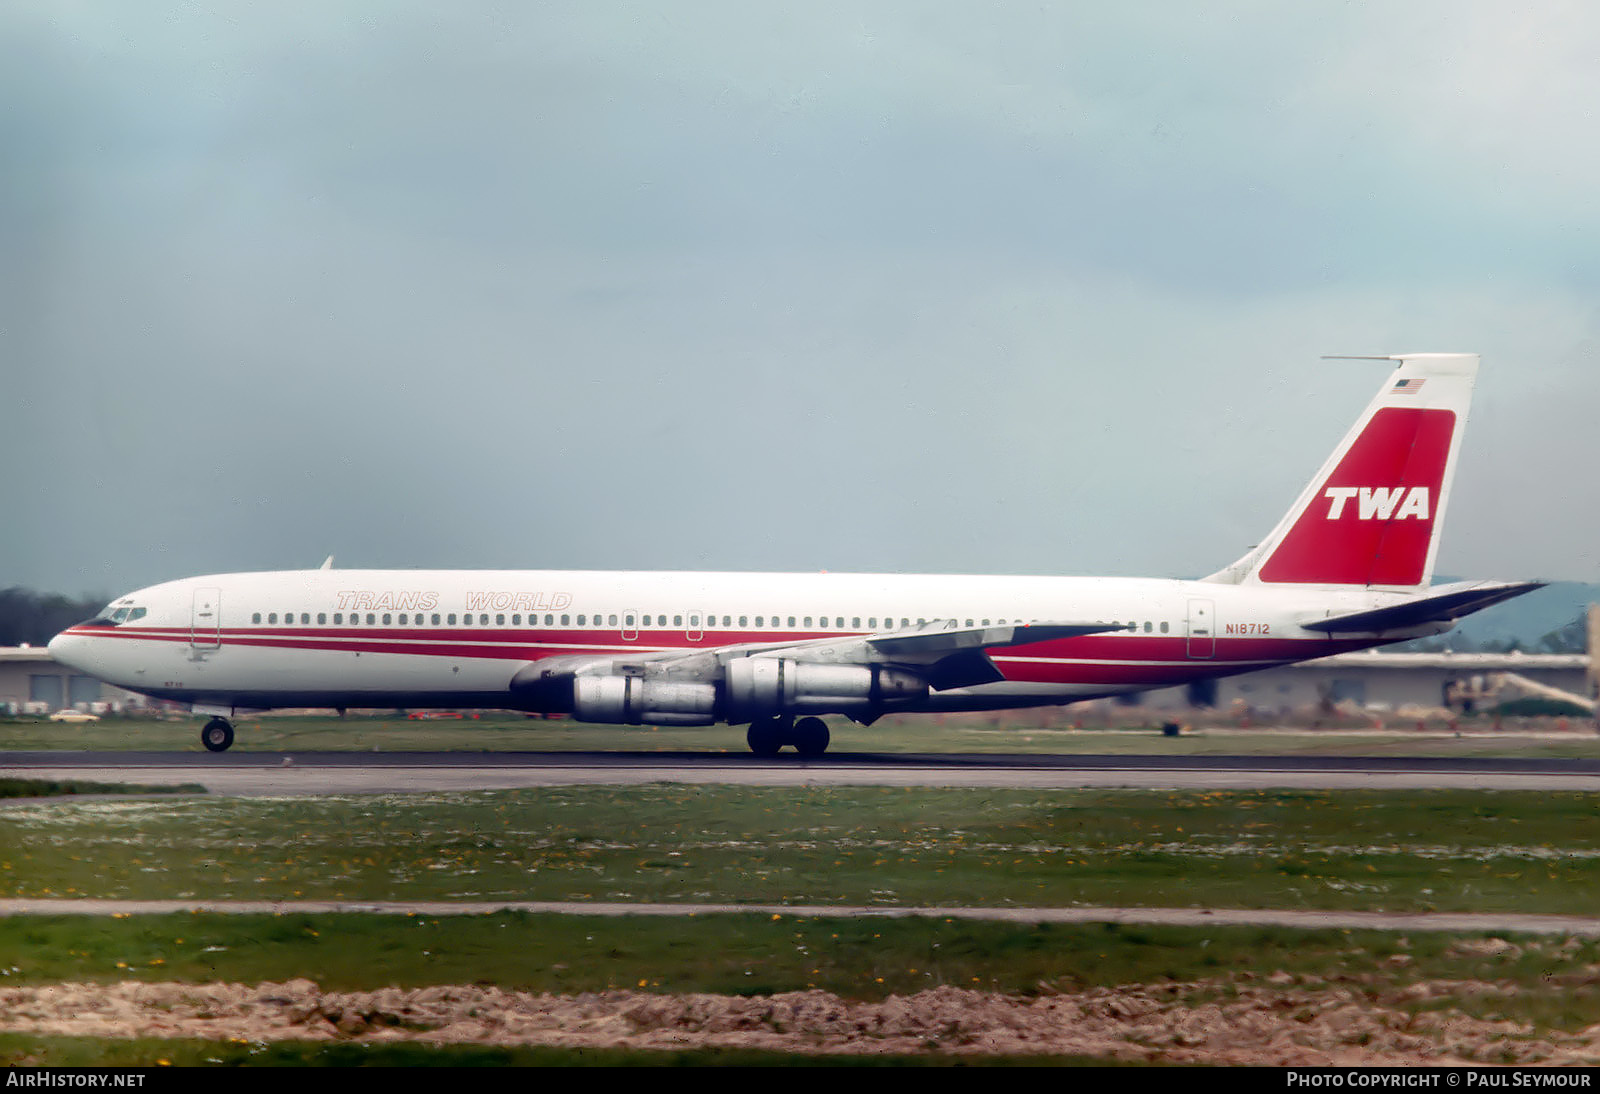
[1392,378,1426,395]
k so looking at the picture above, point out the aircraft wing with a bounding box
[1297,580,1545,634]
[748,619,1132,690]
[509,619,1131,701]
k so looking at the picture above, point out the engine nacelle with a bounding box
[571,674,718,726]
[511,656,929,727]
[725,658,927,725]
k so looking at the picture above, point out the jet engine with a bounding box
[571,674,719,726]
[509,655,929,726]
[724,658,926,725]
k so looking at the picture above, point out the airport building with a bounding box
[1139,650,1590,715]
[0,646,148,714]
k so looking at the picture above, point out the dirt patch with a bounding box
[4,978,1599,1063]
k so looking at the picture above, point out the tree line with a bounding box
[0,588,107,647]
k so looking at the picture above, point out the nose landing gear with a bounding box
[201,717,235,753]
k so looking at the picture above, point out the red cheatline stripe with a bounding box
[60,629,1362,688]
[65,625,1351,661]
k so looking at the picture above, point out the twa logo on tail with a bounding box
[1208,353,1479,591]
[1324,486,1430,521]
[1257,405,1456,586]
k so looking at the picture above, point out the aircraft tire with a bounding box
[201,718,234,753]
[746,717,785,757]
[793,716,830,757]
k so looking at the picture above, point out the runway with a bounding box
[4,897,1600,937]
[6,750,1600,795]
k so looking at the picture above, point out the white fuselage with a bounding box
[48,568,1433,715]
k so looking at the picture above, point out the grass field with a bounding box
[7,715,1600,1063]
[6,784,1600,914]
[3,912,1598,1066]
[4,910,1593,1004]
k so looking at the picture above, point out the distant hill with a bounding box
[1432,580,1598,652]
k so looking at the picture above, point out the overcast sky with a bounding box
[6,2,1600,597]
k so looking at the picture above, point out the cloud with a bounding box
[5,2,1600,593]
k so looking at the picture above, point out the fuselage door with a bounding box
[622,610,639,642]
[190,587,222,649]
[1186,598,1215,659]
[685,610,704,643]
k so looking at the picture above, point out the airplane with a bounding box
[48,353,1541,756]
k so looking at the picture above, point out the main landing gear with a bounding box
[746,716,830,758]
[201,717,235,753]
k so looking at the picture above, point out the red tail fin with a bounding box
[1206,354,1477,590]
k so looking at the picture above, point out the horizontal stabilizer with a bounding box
[1298,580,1545,634]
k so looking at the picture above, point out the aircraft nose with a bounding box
[47,629,87,671]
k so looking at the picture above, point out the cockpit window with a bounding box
[102,605,147,625]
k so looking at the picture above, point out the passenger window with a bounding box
[463,614,472,626]
[253,613,262,624]
[301,613,309,624]
[497,613,506,625]
[383,614,392,625]
[334,613,343,624]
[447,613,456,625]
[755,616,763,627]
[852,617,860,628]
[316,613,325,625]
[1160,621,1169,633]
[560,615,570,626]
[367,614,376,625]
[819,617,829,628]
[674,615,683,627]
[577,615,586,626]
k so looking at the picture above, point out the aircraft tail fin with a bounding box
[1203,354,1477,590]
